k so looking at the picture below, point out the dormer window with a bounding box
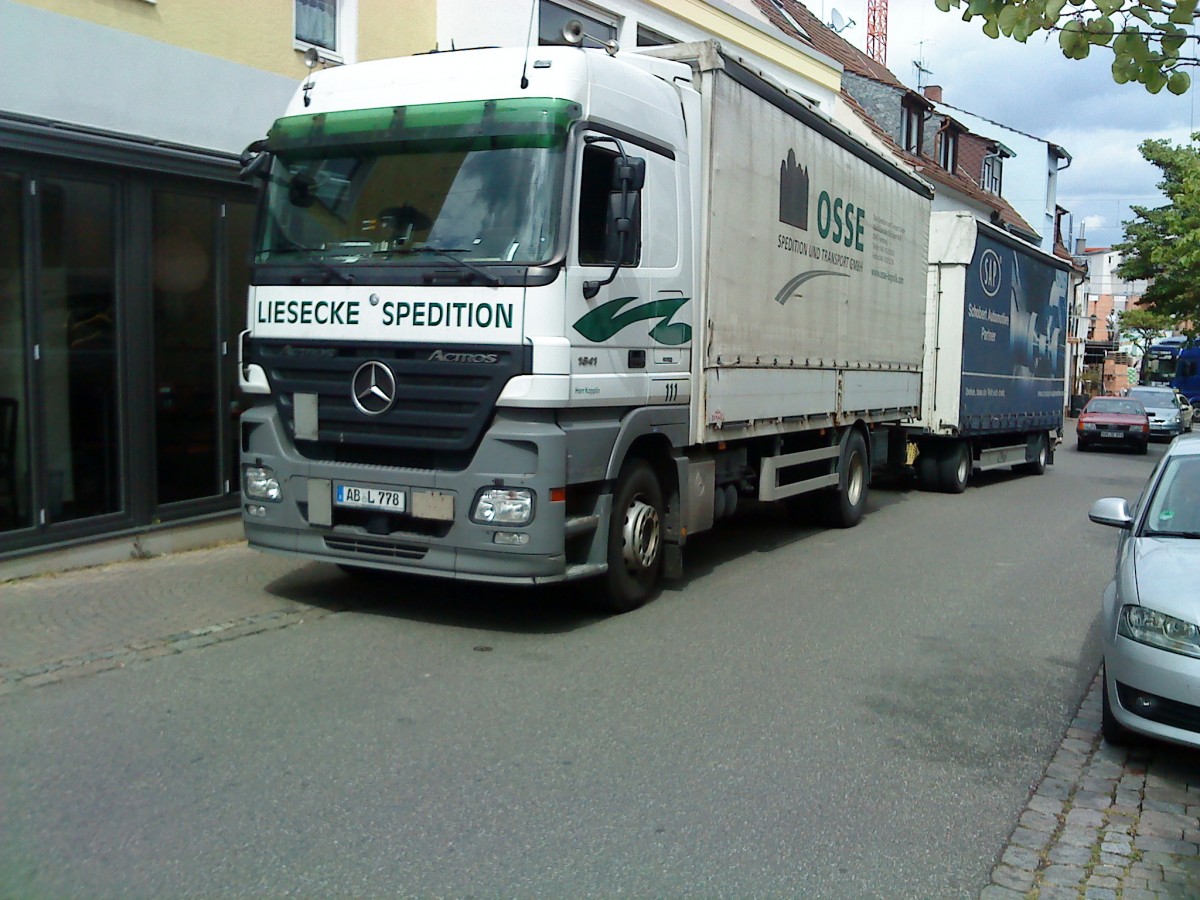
[901,99,924,155]
[937,126,959,174]
[982,153,1003,195]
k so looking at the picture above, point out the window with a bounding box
[539,0,617,46]
[936,127,958,173]
[578,143,640,267]
[901,101,923,155]
[981,153,1003,195]
[637,25,675,46]
[296,0,336,50]
[295,0,356,61]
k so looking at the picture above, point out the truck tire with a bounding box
[600,459,664,613]
[1019,432,1048,476]
[938,440,970,494]
[821,430,868,528]
[915,446,939,492]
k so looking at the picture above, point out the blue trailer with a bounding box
[912,211,1072,492]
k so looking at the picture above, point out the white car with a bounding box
[1088,432,1200,749]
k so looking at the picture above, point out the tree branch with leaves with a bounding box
[935,0,1198,94]
[1114,134,1200,329]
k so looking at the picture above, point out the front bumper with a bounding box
[239,405,590,585]
[1105,634,1200,749]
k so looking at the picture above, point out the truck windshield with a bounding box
[256,97,578,270]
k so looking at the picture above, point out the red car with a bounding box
[1077,396,1150,454]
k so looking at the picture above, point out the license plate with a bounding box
[1101,430,1122,438]
[335,484,406,513]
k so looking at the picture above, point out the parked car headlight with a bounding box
[1079,422,1097,431]
[1118,605,1200,659]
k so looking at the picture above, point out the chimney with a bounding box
[923,85,943,103]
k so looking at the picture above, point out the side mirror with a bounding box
[239,139,270,181]
[603,191,641,266]
[610,156,646,191]
[1089,497,1133,530]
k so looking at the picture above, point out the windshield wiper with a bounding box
[1147,529,1200,539]
[404,247,502,287]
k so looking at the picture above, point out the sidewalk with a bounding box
[0,542,339,693]
[983,674,1200,899]
[2,544,1198,897]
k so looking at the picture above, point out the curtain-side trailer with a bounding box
[913,211,1072,492]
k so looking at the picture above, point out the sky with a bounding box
[812,0,1198,249]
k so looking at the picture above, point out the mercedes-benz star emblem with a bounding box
[351,361,397,416]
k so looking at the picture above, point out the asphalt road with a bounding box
[2,439,1164,898]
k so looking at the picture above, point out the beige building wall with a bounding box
[13,0,433,78]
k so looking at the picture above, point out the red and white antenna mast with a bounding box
[866,0,888,65]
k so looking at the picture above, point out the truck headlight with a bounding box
[471,487,534,525]
[243,465,282,502]
[1118,605,1200,659]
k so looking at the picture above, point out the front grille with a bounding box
[1116,681,1200,733]
[249,340,529,470]
[324,535,429,560]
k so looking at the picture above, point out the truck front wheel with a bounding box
[600,459,664,613]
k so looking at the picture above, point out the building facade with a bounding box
[0,0,427,557]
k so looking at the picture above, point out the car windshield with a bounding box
[1144,457,1200,536]
[1127,390,1172,407]
[1087,399,1144,416]
[256,98,578,268]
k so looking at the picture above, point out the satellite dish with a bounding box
[828,8,855,33]
[303,46,321,69]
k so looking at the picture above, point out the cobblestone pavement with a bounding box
[3,544,1197,897]
[984,673,1200,900]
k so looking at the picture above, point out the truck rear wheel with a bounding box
[600,459,664,613]
[938,441,970,494]
[821,431,868,528]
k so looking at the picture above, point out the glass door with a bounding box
[0,171,32,533]
[152,190,220,505]
[37,175,122,525]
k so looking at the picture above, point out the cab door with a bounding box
[563,134,657,407]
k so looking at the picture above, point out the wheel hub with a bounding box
[622,498,661,572]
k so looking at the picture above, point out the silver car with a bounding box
[1126,386,1194,438]
[1089,432,1200,749]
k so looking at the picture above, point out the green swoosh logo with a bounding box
[774,269,850,305]
[573,296,692,345]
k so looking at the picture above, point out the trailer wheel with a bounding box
[821,431,868,528]
[1020,432,1048,476]
[599,459,664,614]
[915,446,939,491]
[938,441,970,494]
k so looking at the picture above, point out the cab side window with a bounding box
[577,143,642,266]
